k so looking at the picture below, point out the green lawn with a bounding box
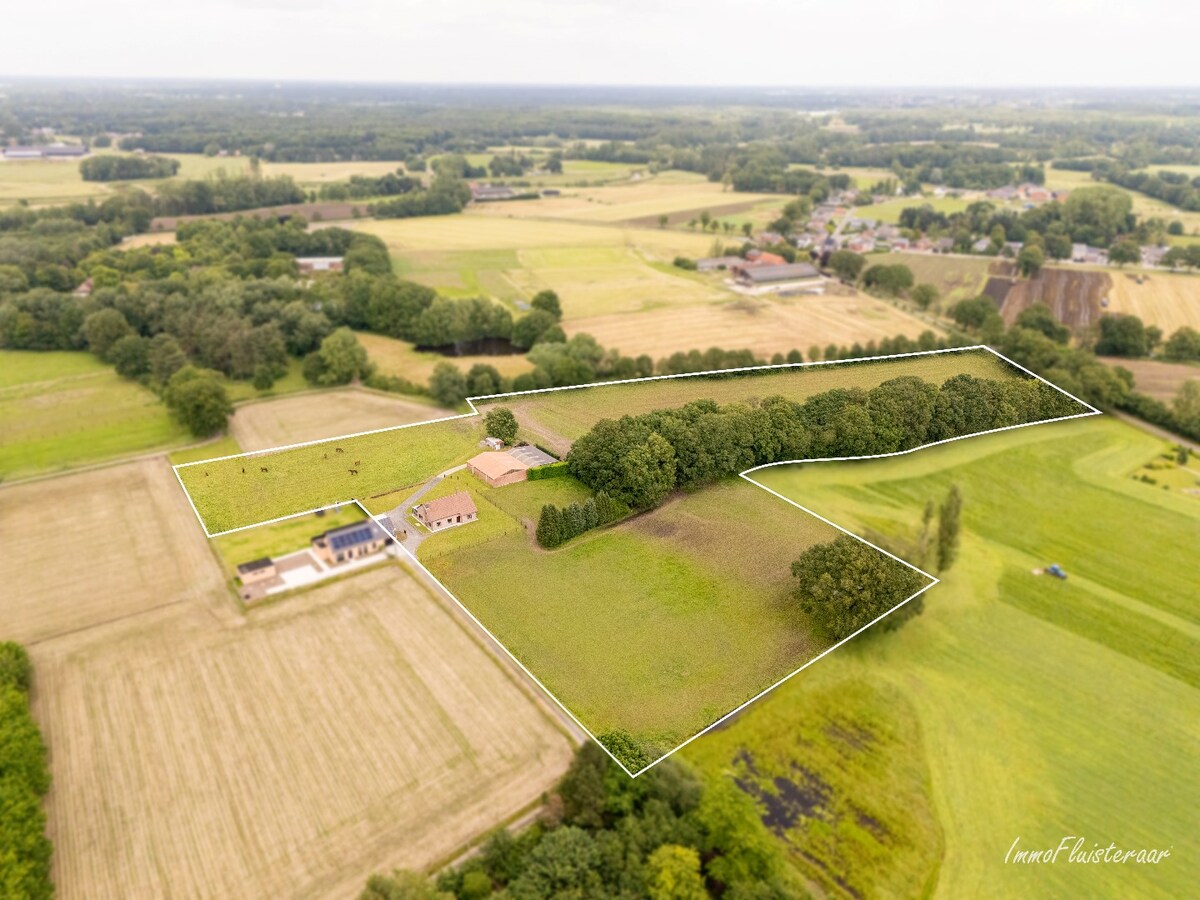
[422,478,912,761]
[0,350,190,478]
[212,505,365,575]
[686,415,1200,898]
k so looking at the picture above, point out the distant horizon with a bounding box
[5,0,1198,88]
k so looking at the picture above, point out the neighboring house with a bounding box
[413,491,478,531]
[236,558,277,585]
[972,238,994,253]
[1142,245,1168,267]
[744,249,787,266]
[468,445,558,487]
[914,237,934,252]
[73,278,93,297]
[755,231,785,246]
[846,235,874,254]
[470,183,517,202]
[891,237,911,251]
[934,237,955,253]
[296,256,344,273]
[1023,185,1052,203]
[311,519,387,565]
[987,185,1020,201]
[735,263,821,286]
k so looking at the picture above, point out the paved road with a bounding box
[380,464,468,555]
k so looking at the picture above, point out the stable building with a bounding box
[413,491,478,530]
[311,519,387,565]
[468,445,558,487]
[735,262,821,287]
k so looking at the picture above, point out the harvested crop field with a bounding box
[229,388,450,452]
[1106,270,1200,332]
[1100,356,1200,401]
[487,348,1021,452]
[30,565,574,900]
[0,457,228,645]
[565,294,940,361]
[999,266,1110,331]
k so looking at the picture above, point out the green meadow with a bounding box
[421,478,907,757]
[0,350,189,478]
[492,348,1021,446]
[177,415,482,534]
[685,415,1200,898]
[211,505,366,576]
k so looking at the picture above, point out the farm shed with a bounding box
[735,263,821,286]
[468,445,558,487]
[311,519,387,565]
[414,491,478,530]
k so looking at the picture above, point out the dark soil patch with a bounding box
[418,337,524,357]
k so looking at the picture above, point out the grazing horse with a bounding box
[260,466,269,473]
[348,468,358,475]
[335,448,344,454]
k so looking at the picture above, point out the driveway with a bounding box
[381,464,468,556]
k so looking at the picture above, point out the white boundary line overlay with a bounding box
[173,346,1101,776]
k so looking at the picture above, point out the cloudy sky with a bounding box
[4,0,1197,86]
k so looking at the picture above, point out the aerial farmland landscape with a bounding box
[2,4,1200,898]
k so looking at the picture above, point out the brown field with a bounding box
[565,293,941,360]
[148,201,370,232]
[358,332,534,384]
[999,266,1110,331]
[1100,356,1200,401]
[1106,270,1200,332]
[31,565,573,899]
[229,388,450,451]
[118,231,178,248]
[0,458,228,645]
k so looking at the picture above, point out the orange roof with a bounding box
[418,491,477,521]
[752,251,786,266]
[469,451,528,480]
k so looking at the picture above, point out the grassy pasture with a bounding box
[1105,269,1200,332]
[489,348,1020,451]
[1045,165,1200,235]
[0,157,113,205]
[358,331,533,385]
[885,252,995,304]
[227,386,450,452]
[422,479,864,754]
[31,564,574,899]
[855,195,972,224]
[565,293,940,361]
[178,414,481,534]
[0,350,188,478]
[717,416,1200,897]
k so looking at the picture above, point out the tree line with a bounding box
[566,373,1082,513]
[79,154,181,181]
[360,741,801,899]
[0,642,53,899]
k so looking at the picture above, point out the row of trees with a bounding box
[535,492,628,548]
[79,154,180,181]
[567,374,1081,512]
[0,642,53,899]
[361,742,800,899]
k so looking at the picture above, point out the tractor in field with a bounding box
[1031,564,1068,579]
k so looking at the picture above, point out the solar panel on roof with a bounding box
[329,525,375,551]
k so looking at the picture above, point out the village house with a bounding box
[755,231,785,246]
[468,445,558,487]
[743,249,787,266]
[846,235,875,254]
[934,237,955,253]
[72,278,93,298]
[1021,184,1053,203]
[1141,245,1168,267]
[987,185,1020,202]
[413,490,478,531]
[1072,243,1108,265]
[296,256,344,274]
[972,237,994,253]
[890,237,911,251]
[311,519,387,565]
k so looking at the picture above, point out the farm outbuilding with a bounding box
[414,491,478,530]
[236,557,277,585]
[468,445,558,487]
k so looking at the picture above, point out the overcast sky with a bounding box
[4,0,1198,87]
